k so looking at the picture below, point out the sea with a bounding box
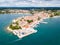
[0,7,60,45]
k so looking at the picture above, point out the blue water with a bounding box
[0,7,60,10]
[0,14,60,45]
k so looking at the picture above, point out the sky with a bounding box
[0,0,60,7]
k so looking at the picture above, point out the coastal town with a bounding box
[0,0,60,45]
[0,9,30,14]
[7,9,60,38]
[0,8,60,16]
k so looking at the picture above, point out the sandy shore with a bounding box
[7,27,13,32]
[53,16,60,18]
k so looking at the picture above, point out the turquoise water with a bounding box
[0,14,60,45]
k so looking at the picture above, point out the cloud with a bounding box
[0,0,60,7]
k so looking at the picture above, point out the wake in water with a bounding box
[8,38,22,44]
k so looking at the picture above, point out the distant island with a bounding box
[6,8,60,38]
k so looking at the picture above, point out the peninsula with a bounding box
[7,9,60,38]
